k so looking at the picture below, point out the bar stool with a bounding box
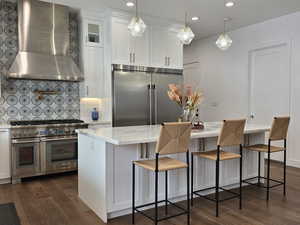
[191,119,246,217]
[243,116,290,200]
[132,122,192,225]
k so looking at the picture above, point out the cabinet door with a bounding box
[112,18,131,65]
[131,30,149,66]
[150,27,168,68]
[84,47,105,98]
[0,130,10,179]
[83,20,104,48]
[166,32,183,69]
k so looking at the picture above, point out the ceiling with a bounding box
[101,0,300,39]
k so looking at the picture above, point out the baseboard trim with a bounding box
[0,178,11,184]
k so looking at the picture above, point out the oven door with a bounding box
[41,136,78,174]
[11,138,41,178]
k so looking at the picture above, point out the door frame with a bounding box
[247,39,292,120]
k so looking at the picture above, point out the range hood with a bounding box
[8,0,83,81]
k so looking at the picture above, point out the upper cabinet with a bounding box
[80,16,107,98]
[111,17,182,69]
[150,26,183,69]
[83,19,104,47]
[112,18,149,66]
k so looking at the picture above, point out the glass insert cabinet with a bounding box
[83,19,104,47]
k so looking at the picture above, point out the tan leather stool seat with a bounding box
[246,144,285,153]
[193,150,241,161]
[134,157,188,172]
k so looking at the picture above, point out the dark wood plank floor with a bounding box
[0,161,299,225]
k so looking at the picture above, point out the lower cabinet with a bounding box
[0,129,10,181]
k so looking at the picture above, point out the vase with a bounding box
[181,108,195,122]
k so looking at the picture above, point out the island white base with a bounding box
[78,132,265,223]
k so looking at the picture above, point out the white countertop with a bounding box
[77,122,270,145]
[85,120,112,126]
[0,123,11,129]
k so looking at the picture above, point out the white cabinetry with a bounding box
[81,19,106,98]
[151,26,183,69]
[111,18,149,66]
[0,129,10,181]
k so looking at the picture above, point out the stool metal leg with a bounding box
[267,140,271,201]
[187,152,190,225]
[132,163,135,224]
[155,154,159,225]
[239,144,243,210]
[258,151,261,186]
[165,170,168,215]
[284,139,287,196]
[191,153,194,207]
[216,146,220,217]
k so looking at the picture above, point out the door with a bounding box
[0,130,10,179]
[42,138,78,173]
[83,19,104,48]
[131,30,149,66]
[152,73,183,124]
[249,43,290,161]
[84,46,105,98]
[166,32,183,69]
[113,71,151,126]
[112,18,131,65]
[12,139,41,178]
[150,27,168,68]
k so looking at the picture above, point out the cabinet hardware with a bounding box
[86,86,89,96]
[168,57,170,66]
[130,53,132,63]
[133,53,135,63]
[165,56,167,66]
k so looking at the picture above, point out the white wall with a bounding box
[184,11,300,168]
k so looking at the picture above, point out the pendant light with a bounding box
[216,18,233,51]
[177,12,195,45]
[128,0,147,37]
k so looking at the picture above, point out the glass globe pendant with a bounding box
[216,33,232,50]
[128,0,147,37]
[177,13,195,45]
[128,17,146,37]
[177,26,195,45]
[216,18,233,51]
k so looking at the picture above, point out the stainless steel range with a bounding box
[10,120,88,183]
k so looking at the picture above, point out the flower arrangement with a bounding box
[167,84,204,121]
[168,84,204,110]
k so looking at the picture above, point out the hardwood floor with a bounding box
[0,161,299,225]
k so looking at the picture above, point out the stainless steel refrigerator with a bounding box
[112,64,183,127]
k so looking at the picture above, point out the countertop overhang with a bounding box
[77,122,270,145]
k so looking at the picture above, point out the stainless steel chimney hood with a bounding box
[8,0,83,81]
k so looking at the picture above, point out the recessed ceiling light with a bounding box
[126,1,135,7]
[192,16,199,21]
[225,1,235,7]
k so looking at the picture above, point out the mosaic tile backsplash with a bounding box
[0,0,80,122]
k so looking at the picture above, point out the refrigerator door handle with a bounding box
[148,84,152,125]
[153,84,158,124]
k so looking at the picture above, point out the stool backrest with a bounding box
[155,122,192,155]
[269,116,290,141]
[217,119,246,147]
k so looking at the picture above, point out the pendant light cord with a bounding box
[185,12,188,27]
[136,0,138,17]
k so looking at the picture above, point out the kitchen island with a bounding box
[77,122,270,223]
